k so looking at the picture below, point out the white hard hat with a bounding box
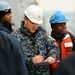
[24,5,43,24]
[0,1,11,11]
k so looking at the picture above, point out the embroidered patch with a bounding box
[66,48,72,52]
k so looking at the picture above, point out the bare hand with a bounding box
[32,55,44,64]
[45,56,55,64]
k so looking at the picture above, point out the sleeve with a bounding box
[68,32,75,51]
[45,35,60,61]
[11,37,28,75]
[0,31,28,75]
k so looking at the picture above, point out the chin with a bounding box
[30,31,35,33]
[61,32,66,35]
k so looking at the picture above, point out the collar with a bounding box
[51,30,66,42]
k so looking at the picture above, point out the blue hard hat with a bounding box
[49,11,68,24]
[0,1,11,11]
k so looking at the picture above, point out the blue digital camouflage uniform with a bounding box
[11,24,60,75]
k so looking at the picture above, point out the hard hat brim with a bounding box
[55,20,69,23]
[29,18,43,24]
[50,20,69,24]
